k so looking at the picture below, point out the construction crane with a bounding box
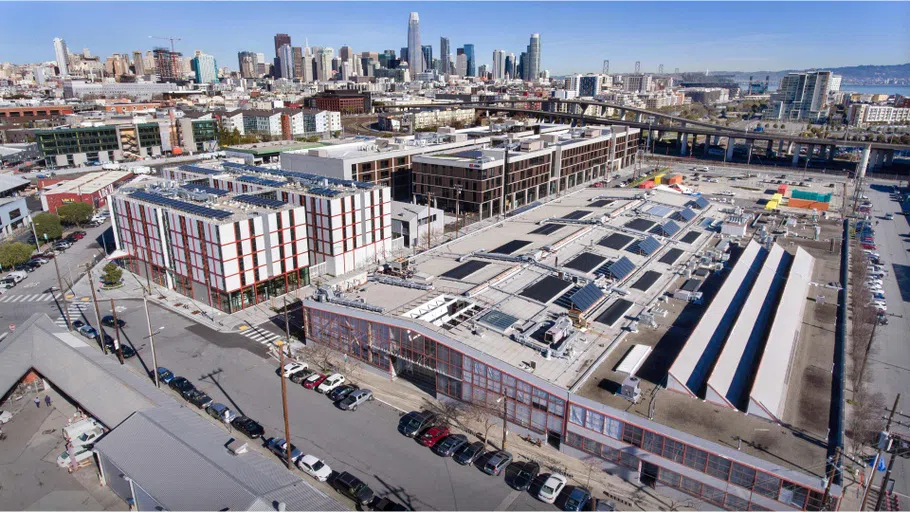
[149,35,182,53]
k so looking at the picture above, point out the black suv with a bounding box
[168,377,195,394]
[231,416,265,439]
[102,315,126,329]
[333,471,375,506]
[397,411,437,437]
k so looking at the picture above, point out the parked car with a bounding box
[333,471,375,506]
[281,361,309,378]
[510,461,540,491]
[207,403,237,423]
[186,389,213,409]
[328,384,359,401]
[297,454,332,482]
[302,373,327,390]
[433,434,469,457]
[104,340,136,358]
[54,240,72,250]
[71,319,85,329]
[316,373,345,394]
[78,325,99,339]
[289,368,315,384]
[482,450,513,476]
[398,411,438,437]
[168,377,195,394]
[71,230,86,239]
[231,416,265,439]
[267,437,303,464]
[453,441,485,466]
[338,389,373,411]
[101,315,126,329]
[418,426,450,448]
[369,497,409,511]
[154,367,175,384]
[564,487,592,511]
[538,474,568,503]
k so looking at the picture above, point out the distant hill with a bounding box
[711,63,909,86]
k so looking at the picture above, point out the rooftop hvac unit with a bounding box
[619,376,642,404]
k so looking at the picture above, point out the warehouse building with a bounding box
[41,170,133,213]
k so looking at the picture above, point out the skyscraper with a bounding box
[278,44,294,79]
[192,53,218,83]
[526,33,541,81]
[421,45,433,73]
[492,49,505,80]
[274,33,291,58]
[238,51,257,78]
[316,47,334,81]
[455,53,467,77]
[505,53,515,79]
[463,44,475,77]
[292,47,304,78]
[53,37,69,76]
[153,48,181,81]
[518,52,527,81]
[339,46,354,63]
[407,12,422,76]
[133,51,145,75]
[439,37,451,74]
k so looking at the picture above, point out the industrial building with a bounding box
[294,184,840,511]
[40,170,133,213]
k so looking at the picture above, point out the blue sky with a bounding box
[1,2,908,74]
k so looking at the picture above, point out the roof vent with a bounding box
[227,439,248,455]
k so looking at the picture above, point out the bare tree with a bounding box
[420,398,466,430]
[847,382,886,459]
[298,342,335,372]
[464,400,499,447]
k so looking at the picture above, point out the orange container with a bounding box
[787,198,830,210]
[639,180,655,189]
[667,174,684,185]
[777,184,788,194]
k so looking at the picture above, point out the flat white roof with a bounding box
[668,240,764,396]
[616,344,652,375]
[748,247,815,421]
[705,243,787,408]
[46,171,131,195]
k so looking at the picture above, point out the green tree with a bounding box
[101,262,123,285]
[57,202,94,226]
[0,242,35,268]
[32,212,62,241]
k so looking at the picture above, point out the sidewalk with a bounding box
[286,346,696,512]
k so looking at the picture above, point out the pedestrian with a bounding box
[45,395,52,407]
[34,396,40,408]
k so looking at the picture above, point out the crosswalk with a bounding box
[56,303,90,327]
[238,325,284,346]
[0,293,59,303]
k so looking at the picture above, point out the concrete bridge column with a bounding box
[619,109,625,120]
[778,140,786,155]
[634,112,642,123]
[726,137,735,161]
[680,133,689,156]
[746,139,755,165]
[712,135,719,146]
[792,144,801,166]
[704,134,711,155]
[884,149,894,167]
[787,141,794,155]
[827,145,836,161]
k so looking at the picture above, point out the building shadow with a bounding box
[200,368,246,418]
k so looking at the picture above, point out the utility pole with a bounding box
[52,256,71,330]
[283,296,292,358]
[28,216,41,253]
[856,318,879,390]
[109,298,124,364]
[860,394,900,511]
[501,396,508,451]
[820,446,840,510]
[144,294,159,387]
[874,446,899,512]
[275,339,293,470]
[87,269,109,354]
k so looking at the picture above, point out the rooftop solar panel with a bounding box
[651,220,681,237]
[129,191,233,220]
[659,248,684,265]
[569,282,605,312]
[223,162,375,190]
[530,224,565,236]
[441,260,490,280]
[595,299,633,326]
[179,184,229,196]
[234,194,287,209]
[237,175,285,187]
[692,196,711,209]
[680,231,701,244]
[631,271,661,291]
[589,199,614,208]
[598,233,635,250]
[564,252,606,273]
[308,186,343,197]
[676,208,698,222]
[491,240,531,255]
[681,279,702,292]
[624,218,656,232]
[520,275,573,303]
[607,257,636,280]
[647,205,675,218]
[635,236,662,256]
[478,310,520,332]
[562,210,592,220]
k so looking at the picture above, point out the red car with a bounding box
[71,232,86,240]
[418,426,450,448]
[302,373,327,390]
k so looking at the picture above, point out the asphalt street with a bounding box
[862,183,910,498]
[75,298,560,511]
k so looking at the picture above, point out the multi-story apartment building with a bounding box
[177,117,218,153]
[309,90,371,114]
[0,106,74,121]
[161,162,393,277]
[235,109,341,139]
[412,126,639,218]
[847,103,910,127]
[36,125,123,167]
[376,108,475,132]
[765,71,831,122]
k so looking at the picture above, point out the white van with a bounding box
[56,445,94,468]
[64,418,105,447]
[5,271,27,283]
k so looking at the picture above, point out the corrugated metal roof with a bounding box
[94,406,345,511]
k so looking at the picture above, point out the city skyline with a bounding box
[2,2,908,74]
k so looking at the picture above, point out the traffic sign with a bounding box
[8,324,14,331]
